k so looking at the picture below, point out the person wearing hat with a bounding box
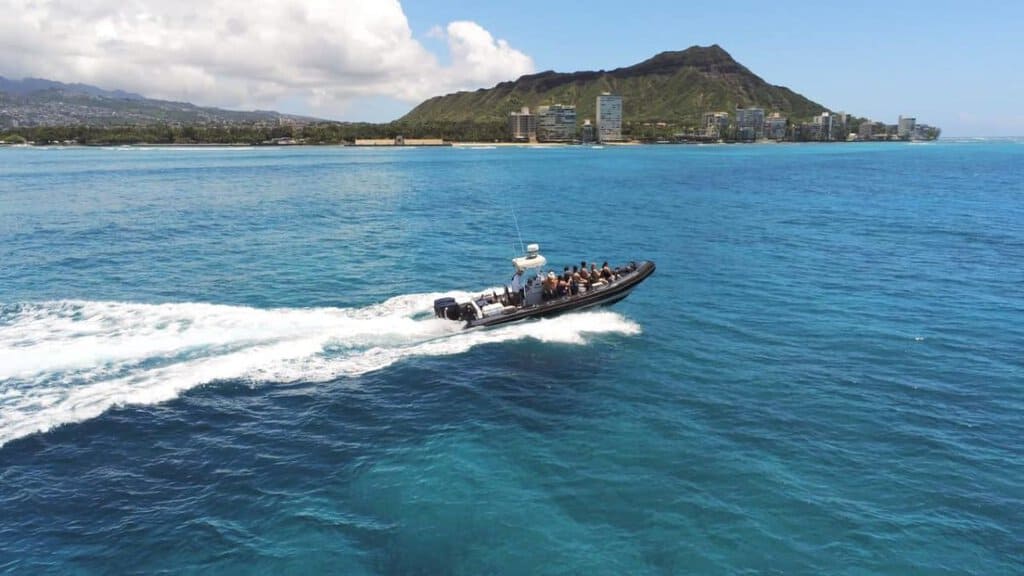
[543,271,558,300]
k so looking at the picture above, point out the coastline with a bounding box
[0,138,951,149]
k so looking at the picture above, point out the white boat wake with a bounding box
[0,295,640,446]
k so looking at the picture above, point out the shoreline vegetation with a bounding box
[0,123,938,148]
[0,139,944,148]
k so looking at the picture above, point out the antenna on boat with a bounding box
[511,207,526,255]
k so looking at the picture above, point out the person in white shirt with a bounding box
[509,270,524,305]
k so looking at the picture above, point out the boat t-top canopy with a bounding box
[512,243,547,272]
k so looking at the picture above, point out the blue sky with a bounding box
[2,0,1020,135]
[399,0,1023,136]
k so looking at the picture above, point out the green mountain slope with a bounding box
[400,45,828,126]
[0,77,322,128]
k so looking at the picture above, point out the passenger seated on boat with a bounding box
[557,277,570,297]
[571,271,583,295]
[579,265,590,284]
[601,262,614,281]
[506,285,525,307]
[543,271,558,300]
[589,264,606,287]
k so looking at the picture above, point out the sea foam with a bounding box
[0,296,639,446]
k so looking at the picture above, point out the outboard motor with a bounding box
[433,297,461,321]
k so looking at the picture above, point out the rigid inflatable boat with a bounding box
[433,244,655,329]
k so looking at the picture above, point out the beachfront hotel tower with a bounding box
[735,107,765,141]
[509,107,536,142]
[535,104,578,142]
[702,112,730,138]
[596,93,623,142]
[898,116,916,139]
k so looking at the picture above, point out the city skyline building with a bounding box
[764,112,787,140]
[508,106,535,142]
[859,120,874,140]
[702,112,729,138]
[535,104,577,142]
[580,119,595,143]
[596,93,622,142]
[898,116,916,139]
[812,112,846,141]
[735,107,765,140]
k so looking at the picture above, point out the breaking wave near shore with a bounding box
[0,295,640,447]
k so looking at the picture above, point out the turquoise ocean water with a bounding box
[0,142,1021,574]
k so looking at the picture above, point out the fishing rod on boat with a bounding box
[511,206,526,256]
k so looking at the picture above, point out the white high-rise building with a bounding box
[535,104,577,142]
[735,107,765,140]
[898,116,916,139]
[596,93,623,142]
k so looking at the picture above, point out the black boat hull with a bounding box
[464,260,655,329]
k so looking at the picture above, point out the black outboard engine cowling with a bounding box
[433,297,461,321]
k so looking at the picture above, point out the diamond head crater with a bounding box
[0,45,939,145]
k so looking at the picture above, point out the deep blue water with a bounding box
[0,142,1021,574]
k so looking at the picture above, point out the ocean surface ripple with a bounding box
[1,143,1021,574]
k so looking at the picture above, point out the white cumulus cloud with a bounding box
[0,0,535,119]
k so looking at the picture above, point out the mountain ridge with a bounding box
[0,76,145,100]
[401,45,829,126]
[0,76,322,127]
